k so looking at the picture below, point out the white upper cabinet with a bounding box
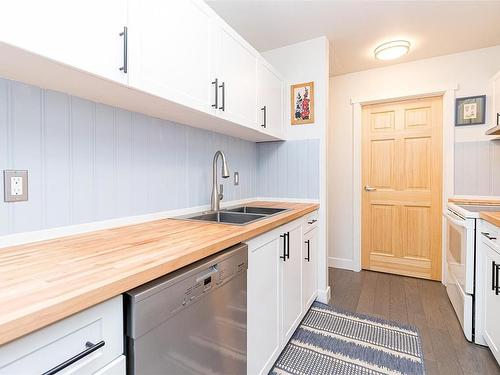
[213,22,258,128]
[0,0,128,84]
[257,60,284,136]
[127,0,214,113]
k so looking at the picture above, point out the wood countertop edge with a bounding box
[0,202,319,345]
[449,197,500,205]
[480,212,500,228]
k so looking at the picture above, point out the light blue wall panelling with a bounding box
[455,140,500,196]
[0,78,257,236]
[257,140,320,200]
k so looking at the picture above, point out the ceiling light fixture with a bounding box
[374,40,410,61]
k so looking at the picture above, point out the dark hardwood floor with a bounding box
[328,268,500,375]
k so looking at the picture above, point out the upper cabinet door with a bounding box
[0,0,128,84]
[127,0,214,112]
[257,60,284,136]
[213,23,258,128]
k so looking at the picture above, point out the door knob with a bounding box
[364,186,377,192]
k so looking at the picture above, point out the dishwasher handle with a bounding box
[195,265,218,283]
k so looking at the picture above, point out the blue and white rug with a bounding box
[270,302,425,375]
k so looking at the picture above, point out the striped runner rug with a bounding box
[270,302,425,375]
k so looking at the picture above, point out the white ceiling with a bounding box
[206,1,500,76]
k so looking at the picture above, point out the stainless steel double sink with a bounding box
[175,206,289,225]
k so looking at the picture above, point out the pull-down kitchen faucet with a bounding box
[211,151,230,212]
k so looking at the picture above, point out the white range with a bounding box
[444,202,500,344]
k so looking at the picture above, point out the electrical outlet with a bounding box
[234,172,239,186]
[4,170,28,202]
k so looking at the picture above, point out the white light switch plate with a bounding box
[4,170,28,202]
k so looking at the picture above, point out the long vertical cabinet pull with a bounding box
[286,231,290,259]
[261,106,267,128]
[219,81,225,111]
[493,261,497,291]
[211,79,219,109]
[280,233,287,261]
[496,262,500,296]
[119,26,128,73]
[304,240,310,262]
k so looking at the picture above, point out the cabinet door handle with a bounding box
[119,26,128,73]
[42,341,105,375]
[261,106,267,128]
[219,81,225,111]
[286,231,290,259]
[496,263,500,296]
[497,112,499,126]
[280,233,286,262]
[305,240,310,262]
[492,261,496,291]
[482,232,497,240]
[211,78,218,109]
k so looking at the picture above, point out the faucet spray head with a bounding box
[222,161,230,178]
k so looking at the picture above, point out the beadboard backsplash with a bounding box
[455,140,500,196]
[0,77,321,237]
[257,140,320,200]
[0,78,258,236]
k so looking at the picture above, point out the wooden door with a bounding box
[362,96,442,280]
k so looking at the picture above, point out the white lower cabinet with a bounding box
[0,296,124,375]
[247,211,319,375]
[482,237,500,364]
[247,234,281,375]
[303,227,318,311]
[281,224,303,344]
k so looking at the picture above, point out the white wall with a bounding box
[329,45,500,269]
[263,36,331,301]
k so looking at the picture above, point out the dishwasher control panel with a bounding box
[125,243,248,339]
[180,252,247,310]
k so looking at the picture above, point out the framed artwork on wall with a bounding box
[291,81,314,125]
[455,95,486,126]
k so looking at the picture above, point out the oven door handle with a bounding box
[444,211,467,228]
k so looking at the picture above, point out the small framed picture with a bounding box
[455,95,486,126]
[291,81,314,125]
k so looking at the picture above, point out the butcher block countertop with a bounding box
[0,201,318,346]
[480,212,500,227]
[448,197,500,205]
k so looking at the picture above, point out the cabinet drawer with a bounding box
[0,296,123,375]
[480,220,499,254]
[303,210,319,233]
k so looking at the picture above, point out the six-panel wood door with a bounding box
[361,96,443,280]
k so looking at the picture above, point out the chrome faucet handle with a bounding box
[219,184,224,200]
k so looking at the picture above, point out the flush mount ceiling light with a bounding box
[374,40,410,61]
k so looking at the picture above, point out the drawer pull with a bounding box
[41,340,105,375]
[482,232,497,240]
[308,219,317,225]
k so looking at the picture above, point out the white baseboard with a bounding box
[316,286,331,304]
[328,256,354,271]
[0,198,256,249]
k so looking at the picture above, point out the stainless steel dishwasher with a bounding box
[125,243,247,375]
